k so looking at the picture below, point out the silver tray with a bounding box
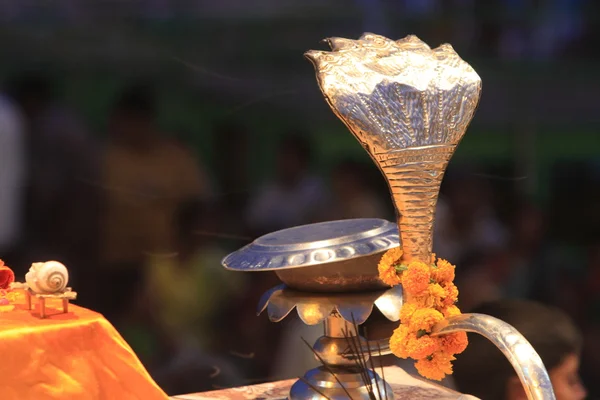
[222,218,400,292]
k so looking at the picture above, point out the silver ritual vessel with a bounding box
[223,34,555,400]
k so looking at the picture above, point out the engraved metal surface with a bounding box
[223,219,399,271]
[432,314,556,400]
[306,34,482,262]
[222,218,400,292]
[257,285,403,325]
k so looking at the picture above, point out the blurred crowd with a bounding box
[358,0,596,61]
[1,69,599,397]
[1,0,598,61]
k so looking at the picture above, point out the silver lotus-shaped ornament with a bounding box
[306,33,481,262]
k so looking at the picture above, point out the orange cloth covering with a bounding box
[0,293,168,400]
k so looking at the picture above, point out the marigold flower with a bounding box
[387,252,465,380]
[378,263,402,286]
[390,325,410,358]
[439,331,468,355]
[401,261,431,295]
[406,334,439,359]
[409,308,444,332]
[400,302,418,324]
[442,283,459,306]
[441,305,461,318]
[414,351,455,381]
[432,258,455,284]
[380,247,403,267]
[427,283,446,308]
[378,247,403,286]
[413,293,435,308]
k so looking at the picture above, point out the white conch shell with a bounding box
[25,261,69,294]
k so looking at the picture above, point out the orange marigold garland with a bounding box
[414,351,455,381]
[378,247,404,286]
[379,248,468,381]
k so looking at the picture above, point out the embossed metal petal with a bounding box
[336,302,374,325]
[256,284,286,316]
[258,286,404,325]
[265,290,300,323]
[296,302,335,325]
[373,285,403,322]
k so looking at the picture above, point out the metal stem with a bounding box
[325,312,358,338]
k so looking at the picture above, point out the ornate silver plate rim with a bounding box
[222,218,400,271]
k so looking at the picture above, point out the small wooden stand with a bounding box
[21,286,77,319]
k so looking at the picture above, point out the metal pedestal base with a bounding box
[290,366,393,400]
[257,286,403,400]
[289,311,393,400]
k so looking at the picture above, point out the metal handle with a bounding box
[431,313,556,400]
[366,313,555,400]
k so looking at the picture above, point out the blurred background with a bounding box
[0,0,599,397]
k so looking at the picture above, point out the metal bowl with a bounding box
[222,218,400,292]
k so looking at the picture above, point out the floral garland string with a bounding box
[378,247,468,381]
